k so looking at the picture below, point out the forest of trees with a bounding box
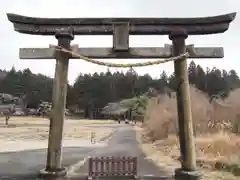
[0,61,240,118]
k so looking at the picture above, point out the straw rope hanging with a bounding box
[50,45,189,68]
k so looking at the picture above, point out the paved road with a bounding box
[0,123,173,180]
[0,123,120,180]
[75,124,173,179]
[0,147,96,175]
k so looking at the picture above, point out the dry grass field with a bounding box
[137,87,240,180]
[0,117,114,152]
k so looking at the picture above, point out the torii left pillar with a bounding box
[40,29,74,177]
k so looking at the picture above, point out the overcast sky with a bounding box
[0,0,239,84]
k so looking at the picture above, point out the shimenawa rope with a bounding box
[50,45,189,68]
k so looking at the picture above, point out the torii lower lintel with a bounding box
[19,45,224,59]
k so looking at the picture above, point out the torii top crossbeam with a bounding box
[7,13,236,35]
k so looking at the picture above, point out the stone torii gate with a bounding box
[7,12,236,179]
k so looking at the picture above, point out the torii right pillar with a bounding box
[169,30,200,180]
[167,13,236,179]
